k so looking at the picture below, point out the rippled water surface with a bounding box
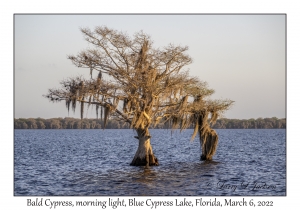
[14,129,286,196]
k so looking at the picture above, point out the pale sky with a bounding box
[14,14,286,119]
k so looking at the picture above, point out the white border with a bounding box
[2,0,298,209]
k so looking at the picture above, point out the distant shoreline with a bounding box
[14,117,286,129]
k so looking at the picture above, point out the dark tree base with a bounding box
[130,154,159,166]
[200,154,212,161]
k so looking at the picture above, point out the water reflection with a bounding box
[131,167,158,184]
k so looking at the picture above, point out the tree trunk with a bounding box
[130,129,159,166]
[199,128,219,161]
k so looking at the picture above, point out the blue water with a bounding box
[14,129,286,196]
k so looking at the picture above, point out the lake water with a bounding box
[14,129,286,196]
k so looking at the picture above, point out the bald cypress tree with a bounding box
[45,26,233,166]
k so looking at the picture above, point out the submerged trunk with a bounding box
[130,129,159,166]
[198,112,219,161]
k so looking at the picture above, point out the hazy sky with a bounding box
[14,14,285,119]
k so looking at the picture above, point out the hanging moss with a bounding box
[197,110,219,161]
[96,104,99,119]
[191,116,199,140]
[90,67,93,78]
[123,98,128,113]
[103,105,111,128]
[210,111,218,125]
[65,99,71,113]
[80,101,84,119]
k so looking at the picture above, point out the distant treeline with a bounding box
[14,117,286,129]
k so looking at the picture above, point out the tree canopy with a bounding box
[45,26,234,166]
